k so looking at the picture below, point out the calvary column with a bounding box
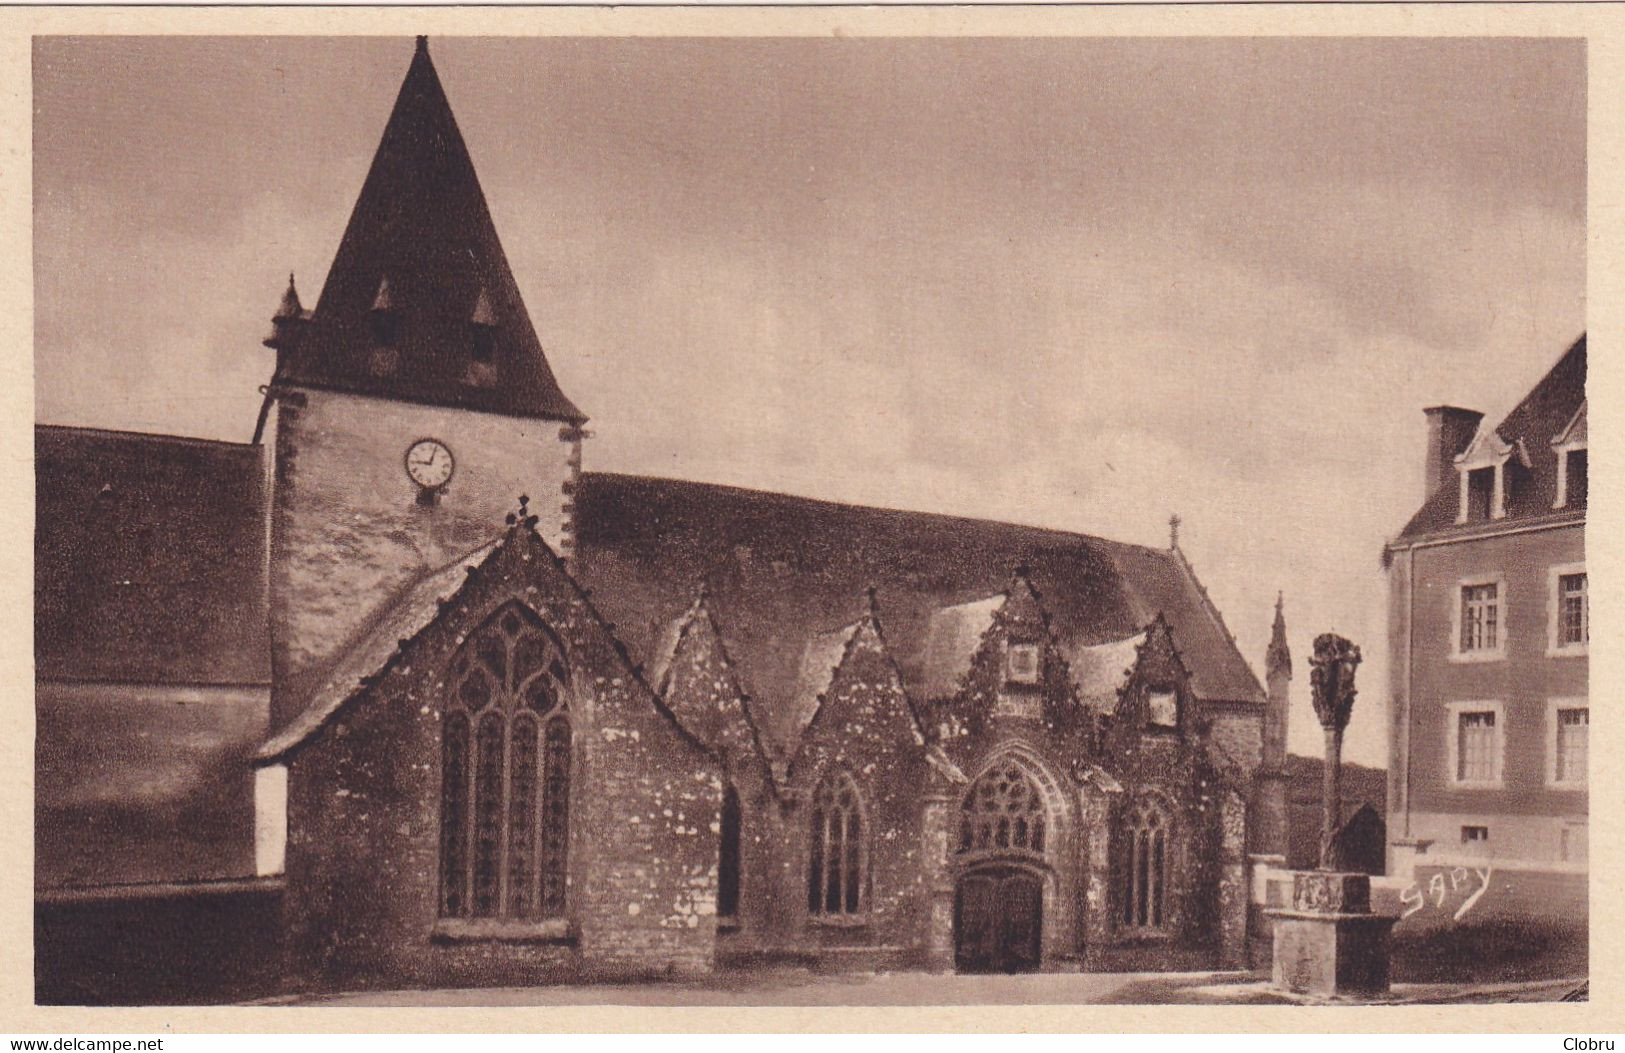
[1266,633,1395,998]
[1312,633,1361,867]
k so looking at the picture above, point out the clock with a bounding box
[405,438,455,490]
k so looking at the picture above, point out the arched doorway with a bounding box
[952,758,1053,973]
[954,866,1043,973]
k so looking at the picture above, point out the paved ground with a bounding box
[270,970,1586,1007]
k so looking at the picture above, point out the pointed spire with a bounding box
[1267,592,1292,678]
[264,273,307,349]
[1168,513,1182,551]
[275,273,303,319]
[270,35,584,422]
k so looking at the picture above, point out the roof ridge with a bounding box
[1493,332,1587,445]
[580,470,1169,557]
[255,538,498,761]
[35,422,259,450]
[273,37,583,423]
[259,512,715,765]
[790,590,929,777]
[1167,543,1266,701]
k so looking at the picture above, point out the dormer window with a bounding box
[370,311,399,346]
[1006,642,1040,685]
[470,287,497,363]
[1556,447,1587,509]
[369,276,399,345]
[1567,449,1588,507]
[1455,426,1515,523]
[1146,689,1178,728]
[1464,466,1495,521]
[1552,401,1586,510]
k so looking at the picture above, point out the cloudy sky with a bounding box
[34,36,1584,766]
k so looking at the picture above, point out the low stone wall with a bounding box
[35,880,285,1005]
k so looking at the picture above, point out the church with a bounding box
[35,39,1295,999]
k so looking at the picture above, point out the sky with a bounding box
[33,36,1585,768]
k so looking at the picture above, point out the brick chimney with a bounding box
[1423,406,1483,502]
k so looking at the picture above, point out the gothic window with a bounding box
[808,771,864,917]
[718,784,742,920]
[1121,796,1170,930]
[439,603,571,921]
[958,761,1047,856]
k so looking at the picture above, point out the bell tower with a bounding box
[259,37,586,730]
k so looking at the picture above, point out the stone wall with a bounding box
[1207,707,1264,775]
[786,618,935,964]
[282,528,721,992]
[653,598,784,955]
[269,387,579,727]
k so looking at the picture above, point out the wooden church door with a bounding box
[954,868,1043,973]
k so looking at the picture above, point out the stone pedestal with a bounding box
[1265,871,1395,998]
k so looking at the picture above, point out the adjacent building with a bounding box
[1384,337,1587,902]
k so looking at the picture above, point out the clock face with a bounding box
[405,439,455,490]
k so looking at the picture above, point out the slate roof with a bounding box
[918,596,1002,700]
[1063,631,1146,713]
[574,471,1265,755]
[35,422,1265,751]
[790,620,866,734]
[256,541,497,761]
[35,425,270,685]
[271,38,583,423]
[1394,334,1587,543]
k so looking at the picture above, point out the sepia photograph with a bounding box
[30,30,1587,1011]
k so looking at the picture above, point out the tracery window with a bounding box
[439,603,571,920]
[958,761,1046,856]
[1122,796,1170,930]
[807,771,864,917]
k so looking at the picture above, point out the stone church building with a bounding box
[36,39,1296,998]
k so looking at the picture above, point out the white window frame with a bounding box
[1554,444,1587,509]
[1456,463,1504,523]
[1560,822,1588,864]
[1547,698,1589,788]
[1446,700,1505,789]
[1450,573,1508,662]
[1552,401,1586,510]
[1546,562,1588,657]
